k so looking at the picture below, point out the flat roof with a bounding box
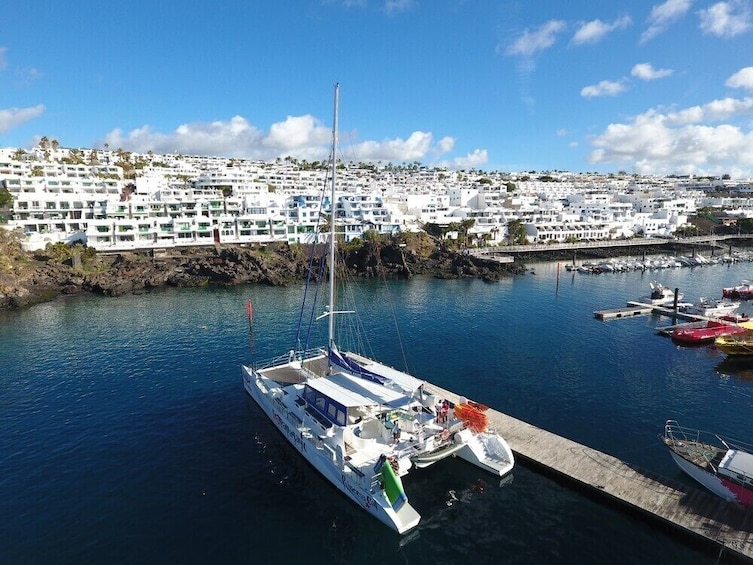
[306,371,413,409]
[719,449,753,478]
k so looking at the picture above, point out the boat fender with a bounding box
[388,456,400,474]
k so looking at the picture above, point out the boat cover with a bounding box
[719,449,753,481]
[330,344,424,393]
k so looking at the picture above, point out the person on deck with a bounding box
[392,418,401,444]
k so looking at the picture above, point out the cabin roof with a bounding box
[306,371,412,409]
[719,449,753,479]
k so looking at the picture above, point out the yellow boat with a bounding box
[715,326,753,356]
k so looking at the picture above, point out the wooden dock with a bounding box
[594,305,654,320]
[424,382,753,562]
[594,301,712,322]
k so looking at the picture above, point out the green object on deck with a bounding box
[380,460,407,511]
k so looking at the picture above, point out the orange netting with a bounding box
[453,403,488,432]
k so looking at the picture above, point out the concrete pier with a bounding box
[424,382,753,562]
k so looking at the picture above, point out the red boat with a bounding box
[671,320,748,345]
[720,313,750,323]
[723,280,753,300]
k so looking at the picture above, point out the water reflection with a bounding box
[716,356,753,381]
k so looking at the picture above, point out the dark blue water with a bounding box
[2,258,753,564]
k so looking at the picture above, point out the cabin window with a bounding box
[303,385,347,426]
[315,397,326,413]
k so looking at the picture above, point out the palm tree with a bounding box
[507,219,527,245]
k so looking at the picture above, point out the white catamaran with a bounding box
[242,84,514,534]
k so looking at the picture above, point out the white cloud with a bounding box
[571,15,632,45]
[262,115,331,151]
[581,80,627,98]
[699,1,753,38]
[664,97,753,125]
[101,115,464,164]
[385,0,413,15]
[503,20,567,58]
[14,67,43,87]
[451,149,488,170]
[350,131,435,161]
[726,67,753,90]
[641,0,693,43]
[0,47,8,72]
[103,116,265,159]
[631,62,674,80]
[435,136,455,154]
[0,104,46,134]
[588,96,753,175]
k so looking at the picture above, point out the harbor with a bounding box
[5,261,753,563]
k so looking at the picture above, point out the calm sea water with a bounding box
[3,256,753,564]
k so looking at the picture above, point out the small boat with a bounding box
[671,320,747,345]
[640,281,683,306]
[719,312,750,323]
[723,280,753,300]
[715,329,753,356]
[661,420,753,506]
[681,297,740,318]
[242,85,514,535]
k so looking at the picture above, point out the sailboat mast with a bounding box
[328,83,339,351]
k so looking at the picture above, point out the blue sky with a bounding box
[2,1,753,177]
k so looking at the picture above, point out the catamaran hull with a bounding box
[411,429,515,477]
[456,430,515,477]
[242,367,420,534]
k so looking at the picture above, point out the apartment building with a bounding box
[4,146,753,251]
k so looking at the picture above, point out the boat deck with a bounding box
[258,355,330,384]
[424,382,753,562]
[666,439,726,471]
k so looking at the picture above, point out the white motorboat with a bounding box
[242,84,514,535]
[640,281,683,306]
[661,420,753,506]
[681,297,741,318]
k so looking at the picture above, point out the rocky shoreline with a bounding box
[0,232,526,309]
[4,228,746,311]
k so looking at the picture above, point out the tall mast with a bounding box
[328,83,339,350]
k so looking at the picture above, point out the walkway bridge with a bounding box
[469,234,753,259]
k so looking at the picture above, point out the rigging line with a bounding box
[293,234,323,355]
[294,233,319,354]
[303,245,327,354]
[301,166,332,354]
[294,156,331,355]
[374,242,412,375]
[336,249,373,358]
